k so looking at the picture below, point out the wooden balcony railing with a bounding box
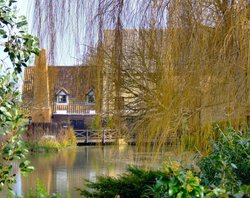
[52,102,95,115]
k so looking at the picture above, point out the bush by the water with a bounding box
[79,128,250,198]
[26,127,77,152]
[79,163,205,198]
[77,166,167,198]
[146,161,204,198]
[199,127,250,195]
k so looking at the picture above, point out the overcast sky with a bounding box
[16,0,79,65]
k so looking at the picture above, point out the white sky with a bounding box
[16,0,78,65]
[16,0,28,16]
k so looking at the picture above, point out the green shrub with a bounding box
[26,127,77,153]
[199,127,250,195]
[0,71,34,192]
[26,136,60,153]
[37,138,60,152]
[146,161,204,198]
[0,0,39,192]
[24,180,62,198]
[78,163,205,198]
[77,166,166,198]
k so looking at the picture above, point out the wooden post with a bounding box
[86,129,88,143]
[247,32,250,125]
[32,123,34,138]
[102,129,105,144]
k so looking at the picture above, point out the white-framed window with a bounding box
[56,89,69,105]
[86,89,95,104]
[57,94,67,103]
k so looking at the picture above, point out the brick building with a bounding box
[22,49,96,130]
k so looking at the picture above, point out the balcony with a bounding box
[52,102,96,115]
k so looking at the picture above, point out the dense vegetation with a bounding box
[0,0,39,192]
[199,128,250,192]
[26,127,77,153]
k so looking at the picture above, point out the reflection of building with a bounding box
[22,49,96,129]
[15,146,133,197]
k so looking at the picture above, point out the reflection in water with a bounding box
[1,146,194,198]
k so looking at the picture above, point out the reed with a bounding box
[26,127,77,152]
[25,180,62,198]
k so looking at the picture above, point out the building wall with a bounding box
[22,49,96,128]
[52,115,94,129]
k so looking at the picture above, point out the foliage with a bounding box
[78,162,204,198]
[198,128,250,195]
[0,0,40,192]
[146,161,204,198]
[199,127,250,196]
[34,137,60,152]
[57,127,77,147]
[103,117,115,129]
[0,70,34,192]
[77,166,167,198]
[26,127,77,153]
[0,0,40,73]
[24,180,62,198]
[78,160,249,198]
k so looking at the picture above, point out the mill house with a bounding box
[22,49,96,130]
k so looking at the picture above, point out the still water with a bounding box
[5,145,194,198]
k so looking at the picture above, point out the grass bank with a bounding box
[25,127,77,152]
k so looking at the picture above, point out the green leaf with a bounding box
[0,106,7,113]
[9,0,17,6]
[176,191,183,198]
[0,29,6,35]
[9,52,15,61]
[3,47,9,52]
[3,111,12,118]
[234,191,244,198]
[8,188,15,196]
[16,20,27,28]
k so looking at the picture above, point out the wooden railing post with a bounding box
[86,129,88,143]
[102,129,105,144]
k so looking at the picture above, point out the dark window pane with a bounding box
[58,95,67,103]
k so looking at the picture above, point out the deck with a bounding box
[75,129,130,144]
[74,129,177,145]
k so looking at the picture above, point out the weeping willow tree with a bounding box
[31,0,250,150]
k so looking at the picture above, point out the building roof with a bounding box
[56,87,70,95]
[22,65,93,110]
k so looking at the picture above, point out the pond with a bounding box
[2,145,194,198]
